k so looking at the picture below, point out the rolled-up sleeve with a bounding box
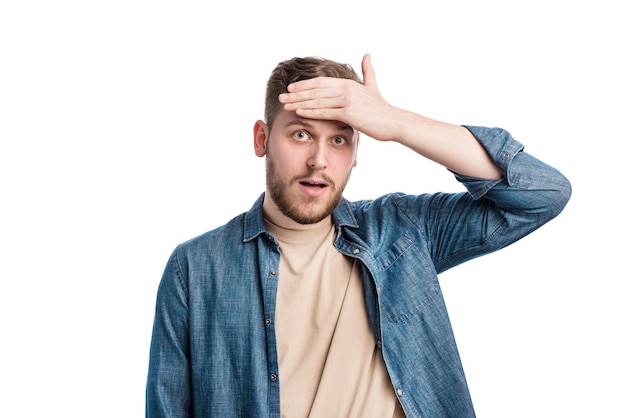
[456,125,571,217]
[428,125,572,271]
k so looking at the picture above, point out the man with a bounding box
[146,54,571,417]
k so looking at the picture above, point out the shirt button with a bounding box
[270,373,277,382]
[265,318,272,326]
[502,151,510,159]
[270,270,276,276]
[352,248,360,254]
[397,389,403,396]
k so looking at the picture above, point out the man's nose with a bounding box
[307,142,328,169]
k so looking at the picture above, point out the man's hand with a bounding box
[278,54,405,141]
[280,54,502,179]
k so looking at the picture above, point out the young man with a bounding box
[146,54,571,417]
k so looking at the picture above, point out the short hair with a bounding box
[264,57,362,129]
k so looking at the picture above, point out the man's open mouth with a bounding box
[300,181,327,188]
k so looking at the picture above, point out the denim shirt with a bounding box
[146,126,571,418]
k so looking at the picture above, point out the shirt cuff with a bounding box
[453,125,525,199]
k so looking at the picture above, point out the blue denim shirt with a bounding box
[146,126,571,417]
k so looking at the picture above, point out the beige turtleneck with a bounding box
[264,207,405,418]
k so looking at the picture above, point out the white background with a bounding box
[1,1,624,417]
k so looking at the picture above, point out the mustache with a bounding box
[292,170,335,187]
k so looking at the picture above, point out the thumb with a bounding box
[361,53,379,89]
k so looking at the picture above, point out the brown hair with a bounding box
[264,57,362,129]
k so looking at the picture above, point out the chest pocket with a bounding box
[374,232,442,324]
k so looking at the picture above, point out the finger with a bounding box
[279,92,314,106]
[293,107,339,121]
[361,53,379,90]
[283,96,343,112]
[279,86,340,105]
[286,76,339,93]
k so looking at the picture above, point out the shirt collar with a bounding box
[243,193,359,243]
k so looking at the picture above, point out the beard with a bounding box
[266,155,351,225]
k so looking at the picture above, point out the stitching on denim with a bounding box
[173,246,190,306]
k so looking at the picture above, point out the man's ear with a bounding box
[253,120,269,157]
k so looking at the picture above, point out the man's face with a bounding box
[254,110,359,225]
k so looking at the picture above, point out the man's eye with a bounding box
[293,130,309,141]
[332,137,346,145]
